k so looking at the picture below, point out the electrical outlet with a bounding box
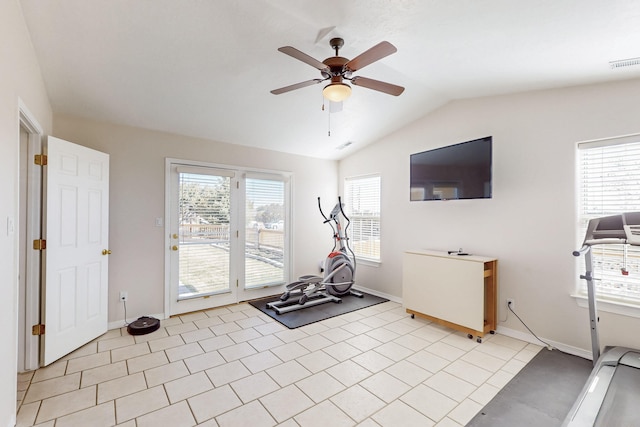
[119,291,128,302]
[506,298,515,310]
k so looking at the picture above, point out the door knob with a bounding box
[172,233,178,239]
[102,249,112,255]
[172,245,179,251]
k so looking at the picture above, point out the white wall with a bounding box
[339,78,640,356]
[1,1,53,425]
[53,115,338,324]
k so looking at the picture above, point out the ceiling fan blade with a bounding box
[351,76,405,96]
[345,41,397,72]
[270,79,324,95]
[278,46,329,72]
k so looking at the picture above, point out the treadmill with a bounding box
[564,212,640,426]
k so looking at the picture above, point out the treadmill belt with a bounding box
[595,363,640,426]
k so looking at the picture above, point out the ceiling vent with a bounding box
[336,141,353,150]
[609,57,640,69]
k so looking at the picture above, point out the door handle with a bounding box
[102,249,112,255]
[172,245,179,251]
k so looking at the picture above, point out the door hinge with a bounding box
[236,279,239,288]
[236,230,239,238]
[32,324,45,335]
[33,239,47,250]
[34,154,48,166]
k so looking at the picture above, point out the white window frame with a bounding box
[574,133,640,317]
[344,174,381,264]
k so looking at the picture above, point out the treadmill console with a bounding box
[583,212,640,247]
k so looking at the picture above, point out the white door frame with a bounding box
[18,99,43,372]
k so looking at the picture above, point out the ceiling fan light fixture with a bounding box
[323,82,352,102]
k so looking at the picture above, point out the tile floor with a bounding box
[15,301,541,427]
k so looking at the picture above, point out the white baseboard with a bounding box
[353,286,402,304]
[108,312,165,331]
[496,325,592,360]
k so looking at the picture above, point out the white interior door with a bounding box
[42,136,109,366]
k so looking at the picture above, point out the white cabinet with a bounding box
[402,250,497,341]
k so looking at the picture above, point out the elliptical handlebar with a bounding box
[318,196,349,226]
[318,197,337,251]
[337,196,350,223]
[318,197,333,224]
[337,196,352,244]
[317,197,327,220]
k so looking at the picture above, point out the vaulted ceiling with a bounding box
[19,0,640,159]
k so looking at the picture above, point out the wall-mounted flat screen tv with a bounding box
[410,136,492,201]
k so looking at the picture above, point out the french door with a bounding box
[166,161,290,315]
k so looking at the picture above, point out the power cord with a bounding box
[507,301,554,351]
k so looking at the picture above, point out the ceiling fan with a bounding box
[270,37,405,102]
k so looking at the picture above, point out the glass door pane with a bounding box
[168,165,237,315]
[244,177,286,289]
[178,172,231,299]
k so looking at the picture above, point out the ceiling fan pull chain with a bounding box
[328,107,331,137]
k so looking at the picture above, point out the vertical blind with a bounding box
[345,175,381,261]
[577,137,640,302]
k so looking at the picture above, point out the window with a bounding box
[577,135,640,304]
[344,174,381,262]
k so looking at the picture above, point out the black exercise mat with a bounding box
[249,291,389,329]
[467,348,592,427]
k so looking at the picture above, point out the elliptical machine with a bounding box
[267,197,363,315]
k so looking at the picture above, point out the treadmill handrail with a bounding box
[582,238,628,247]
[572,245,590,257]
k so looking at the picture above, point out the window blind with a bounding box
[245,176,286,288]
[179,173,231,230]
[345,175,381,261]
[178,172,231,299]
[577,137,640,303]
